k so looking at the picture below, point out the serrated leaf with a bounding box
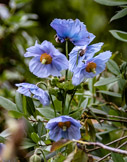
[94,0,127,6]
[97,90,121,97]
[51,139,72,152]
[110,8,127,22]
[94,77,119,87]
[107,59,120,75]
[109,30,127,42]
[111,152,125,162]
[37,107,56,119]
[0,96,17,111]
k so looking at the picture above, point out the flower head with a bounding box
[24,40,68,78]
[50,18,95,46]
[72,51,112,85]
[69,42,104,72]
[46,116,81,141]
[15,83,50,106]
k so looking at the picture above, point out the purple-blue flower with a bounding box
[15,83,50,106]
[50,18,95,46]
[69,42,104,72]
[72,51,112,86]
[24,40,68,78]
[46,116,81,141]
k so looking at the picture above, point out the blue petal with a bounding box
[29,57,51,78]
[68,125,81,140]
[32,88,50,106]
[85,42,104,59]
[49,125,62,141]
[16,87,31,97]
[24,41,43,57]
[94,51,112,63]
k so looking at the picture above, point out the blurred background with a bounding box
[0,0,127,100]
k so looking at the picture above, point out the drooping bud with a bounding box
[54,34,61,43]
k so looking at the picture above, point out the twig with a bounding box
[28,118,48,123]
[74,140,127,155]
[97,141,127,162]
[82,116,127,123]
[87,135,127,153]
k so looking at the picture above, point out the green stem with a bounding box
[65,40,69,80]
[49,94,56,117]
[68,89,77,114]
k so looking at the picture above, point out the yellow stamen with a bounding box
[58,121,71,131]
[40,53,52,64]
[86,62,97,73]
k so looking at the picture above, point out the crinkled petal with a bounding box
[50,18,95,46]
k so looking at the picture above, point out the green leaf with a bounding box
[97,90,122,97]
[0,96,17,111]
[8,110,24,118]
[94,77,119,87]
[22,138,36,149]
[31,132,40,143]
[37,107,56,119]
[85,108,107,116]
[110,8,127,22]
[107,59,120,75]
[80,97,88,110]
[109,30,127,42]
[111,152,125,162]
[94,0,127,6]
[15,92,23,112]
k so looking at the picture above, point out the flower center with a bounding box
[86,62,97,73]
[40,53,52,64]
[58,121,71,131]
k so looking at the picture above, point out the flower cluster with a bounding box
[15,18,111,142]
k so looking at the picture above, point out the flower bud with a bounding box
[29,154,41,162]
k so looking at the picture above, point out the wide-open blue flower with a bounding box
[24,40,68,78]
[50,18,95,46]
[15,83,50,106]
[46,116,81,141]
[69,42,104,72]
[72,51,112,86]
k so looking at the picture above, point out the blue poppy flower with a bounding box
[46,116,81,141]
[72,51,112,86]
[50,18,95,46]
[24,40,68,78]
[69,42,104,72]
[15,83,50,106]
